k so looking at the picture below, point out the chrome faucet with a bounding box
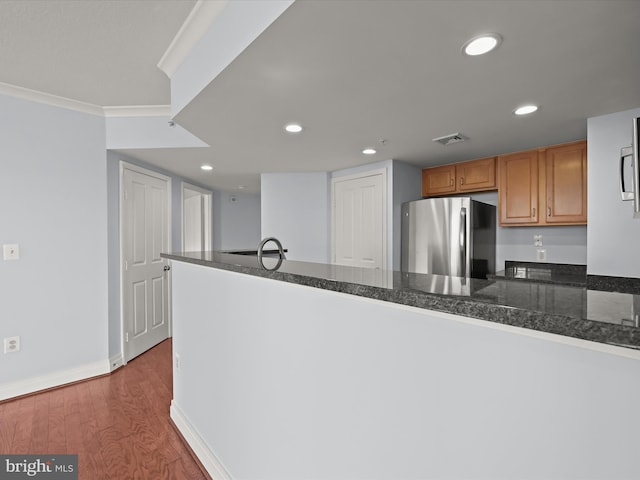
[257,237,285,270]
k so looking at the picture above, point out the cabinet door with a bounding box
[456,157,497,192]
[545,141,587,224]
[498,150,539,225]
[422,164,456,196]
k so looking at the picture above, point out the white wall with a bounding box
[587,107,640,278]
[171,0,294,117]
[212,190,261,250]
[172,261,640,480]
[392,161,422,268]
[261,172,330,263]
[260,162,420,268]
[496,225,587,269]
[105,114,207,149]
[0,94,109,396]
[471,192,588,270]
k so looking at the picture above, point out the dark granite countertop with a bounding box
[162,251,640,351]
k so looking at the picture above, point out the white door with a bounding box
[182,183,212,252]
[332,169,387,270]
[121,164,171,363]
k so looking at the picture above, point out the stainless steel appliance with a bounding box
[619,116,640,218]
[401,197,496,278]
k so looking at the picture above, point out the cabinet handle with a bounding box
[450,178,454,186]
[532,207,536,217]
[548,207,551,217]
[460,177,464,186]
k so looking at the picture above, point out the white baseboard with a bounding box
[170,400,232,480]
[109,353,124,372]
[0,359,111,401]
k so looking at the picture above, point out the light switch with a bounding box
[3,244,19,260]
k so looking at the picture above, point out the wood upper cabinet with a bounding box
[498,140,587,226]
[422,164,456,196]
[544,141,587,224]
[498,150,539,225]
[422,157,496,197]
[456,157,497,192]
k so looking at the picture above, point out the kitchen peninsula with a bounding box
[164,251,640,480]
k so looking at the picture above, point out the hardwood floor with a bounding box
[0,339,209,480]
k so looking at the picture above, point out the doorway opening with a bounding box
[182,183,212,252]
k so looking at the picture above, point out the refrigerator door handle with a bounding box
[620,146,634,201]
[633,117,640,218]
[460,207,467,277]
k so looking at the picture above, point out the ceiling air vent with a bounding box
[432,132,468,146]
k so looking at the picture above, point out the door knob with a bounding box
[163,265,171,271]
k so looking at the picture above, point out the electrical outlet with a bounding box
[4,336,20,353]
[3,244,19,260]
[534,235,543,247]
[175,353,180,370]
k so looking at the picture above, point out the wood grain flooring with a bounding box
[0,339,210,480]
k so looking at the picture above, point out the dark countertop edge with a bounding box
[488,272,587,288]
[504,261,587,273]
[587,274,640,295]
[162,253,640,352]
[217,248,288,255]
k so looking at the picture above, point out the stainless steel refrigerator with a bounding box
[401,197,496,278]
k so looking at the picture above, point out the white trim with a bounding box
[157,0,229,78]
[170,400,233,480]
[119,161,173,364]
[181,182,212,195]
[0,81,104,116]
[331,167,389,270]
[119,161,173,187]
[109,353,124,372]
[0,359,110,402]
[103,105,171,118]
[181,182,213,252]
[0,81,173,118]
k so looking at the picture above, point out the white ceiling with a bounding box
[2,0,639,193]
[0,0,195,106]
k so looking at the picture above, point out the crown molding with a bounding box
[103,105,172,118]
[0,82,104,116]
[157,0,229,78]
[0,82,172,118]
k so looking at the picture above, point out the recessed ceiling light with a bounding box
[362,148,376,155]
[462,33,502,56]
[201,164,213,171]
[284,123,303,133]
[514,105,539,116]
